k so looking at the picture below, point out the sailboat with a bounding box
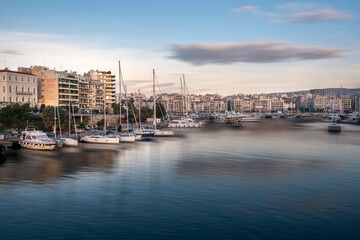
[144,69,174,136]
[81,81,120,144]
[168,74,202,128]
[59,98,78,147]
[117,61,136,143]
[328,86,342,132]
[133,89,155,138]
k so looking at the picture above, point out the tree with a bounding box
[39,104,46,113]
[41,106,69,131]
[0,103,33,129]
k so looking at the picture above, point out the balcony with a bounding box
[16,91,33,95]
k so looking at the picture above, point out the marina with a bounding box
[1,119,360,239]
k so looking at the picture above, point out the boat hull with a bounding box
[119,135,136,143]
[19,141,56,151]
[81,137,119,144]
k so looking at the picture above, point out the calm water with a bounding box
[1,120,360,239]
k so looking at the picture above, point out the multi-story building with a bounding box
[230,98,252,112]
[18,66,48,104]
[87,70,116,106]
[42,70,79,107]
[89,79,105,113]
[0,69,38,107]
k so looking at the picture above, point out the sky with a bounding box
[0,0,359,95]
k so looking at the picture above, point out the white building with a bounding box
[0,69,38,108]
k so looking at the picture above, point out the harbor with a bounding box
[1,120,360,239]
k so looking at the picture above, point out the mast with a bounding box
[340,85,343,114]
[103,82,106,136]
[53,77,57,138]
[139,89,141,129]
[118,61,122,129]
[125,85,129,133]
[69,96,71,137]
[72,103,78,139]
[183,74,188,117]
[153,69,156,130]
[180,77,184,115]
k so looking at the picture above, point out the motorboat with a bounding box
[19,128,56,150]
[239,115,261,122]
[168,118,202,127]
[133,129,155,138]
[347,112,360,124]
[322,113,342,123]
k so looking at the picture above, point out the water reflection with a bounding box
[0,147,117,185]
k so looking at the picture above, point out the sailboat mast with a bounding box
[69,97,71,137]
[139,89,141,129]
[183,74,188,117]
[103,82,106,136]
[125,86,129,133]
[118,61,122,128]
[53,77,57,138]
[180,77,184,115]
[153,69,156,130]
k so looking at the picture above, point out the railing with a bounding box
[16,91,33,95]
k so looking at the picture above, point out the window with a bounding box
[3,97,4,102]
[33,88,35,93]
[16,97,18,102]
[8,76,11,80]
[22,97,24,102]
[2,76,4,80]
[22,77,23,81]
[28,97,30,102]
[33,78,35,83]
[22,87,24,92]
[16,86,18,92]
[28,87,30,93]
[9,97,11,102]
[28,78,30,82]
[9,86,11,93]
[15,76,17,81]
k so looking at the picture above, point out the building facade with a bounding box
[0,69,38,107]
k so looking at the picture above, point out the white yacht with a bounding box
[213,114,228,124]
[19,128,56,150]
[80,135,119,144]
[322,113,342,123]
[347,112,360,124]
[168,118,202,127]
[239,115,261,122]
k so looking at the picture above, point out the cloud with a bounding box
[289,8,354,23]
[0,49,24,55]
[232,3,354,23]
[169,42,347,65]
[231,6,257,13]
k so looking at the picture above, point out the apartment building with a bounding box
[87,70,116,106]
[42,70,79,107]
[0,69,38,107]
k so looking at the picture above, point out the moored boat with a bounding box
[19,128,56,150]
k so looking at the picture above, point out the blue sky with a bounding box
[1,0,359,95]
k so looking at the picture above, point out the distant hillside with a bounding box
[270,88,360,95]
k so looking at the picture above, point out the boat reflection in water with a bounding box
[1,119,360,239]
